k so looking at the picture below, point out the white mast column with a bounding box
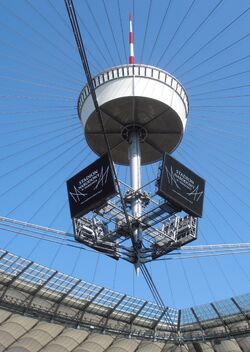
[129,130,141,218]
[128,129,142,270]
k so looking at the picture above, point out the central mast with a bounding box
[128,15,142,272]
[129,128,142,271]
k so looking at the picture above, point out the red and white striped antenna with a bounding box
[129,14,135,64]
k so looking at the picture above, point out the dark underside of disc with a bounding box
[84,96,183,165]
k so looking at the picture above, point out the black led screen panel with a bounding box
[67,153,117,218]
[158,153,205,217]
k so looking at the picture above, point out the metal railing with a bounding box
[78,64,189,116]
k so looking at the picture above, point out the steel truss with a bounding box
[72,175,199,264]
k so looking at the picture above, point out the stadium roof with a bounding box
[0,248,249,351]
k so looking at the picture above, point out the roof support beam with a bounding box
[129,301,148,326]
[151,307,169,330]
[231,297,250,328]
[191,307,206,339]
[76,287,105,326]
[25,270,58,313]
[0,261,33,301]
[52,279,81,319]
[101,294,126,329]
[210,303,232,337]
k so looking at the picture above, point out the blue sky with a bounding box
[0,0,249,309]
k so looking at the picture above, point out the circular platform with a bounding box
[78,64,189,165]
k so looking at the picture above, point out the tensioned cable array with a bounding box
[1,216,250,260]
[0,0,249,308]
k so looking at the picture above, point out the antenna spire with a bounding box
[129,14,135,64]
